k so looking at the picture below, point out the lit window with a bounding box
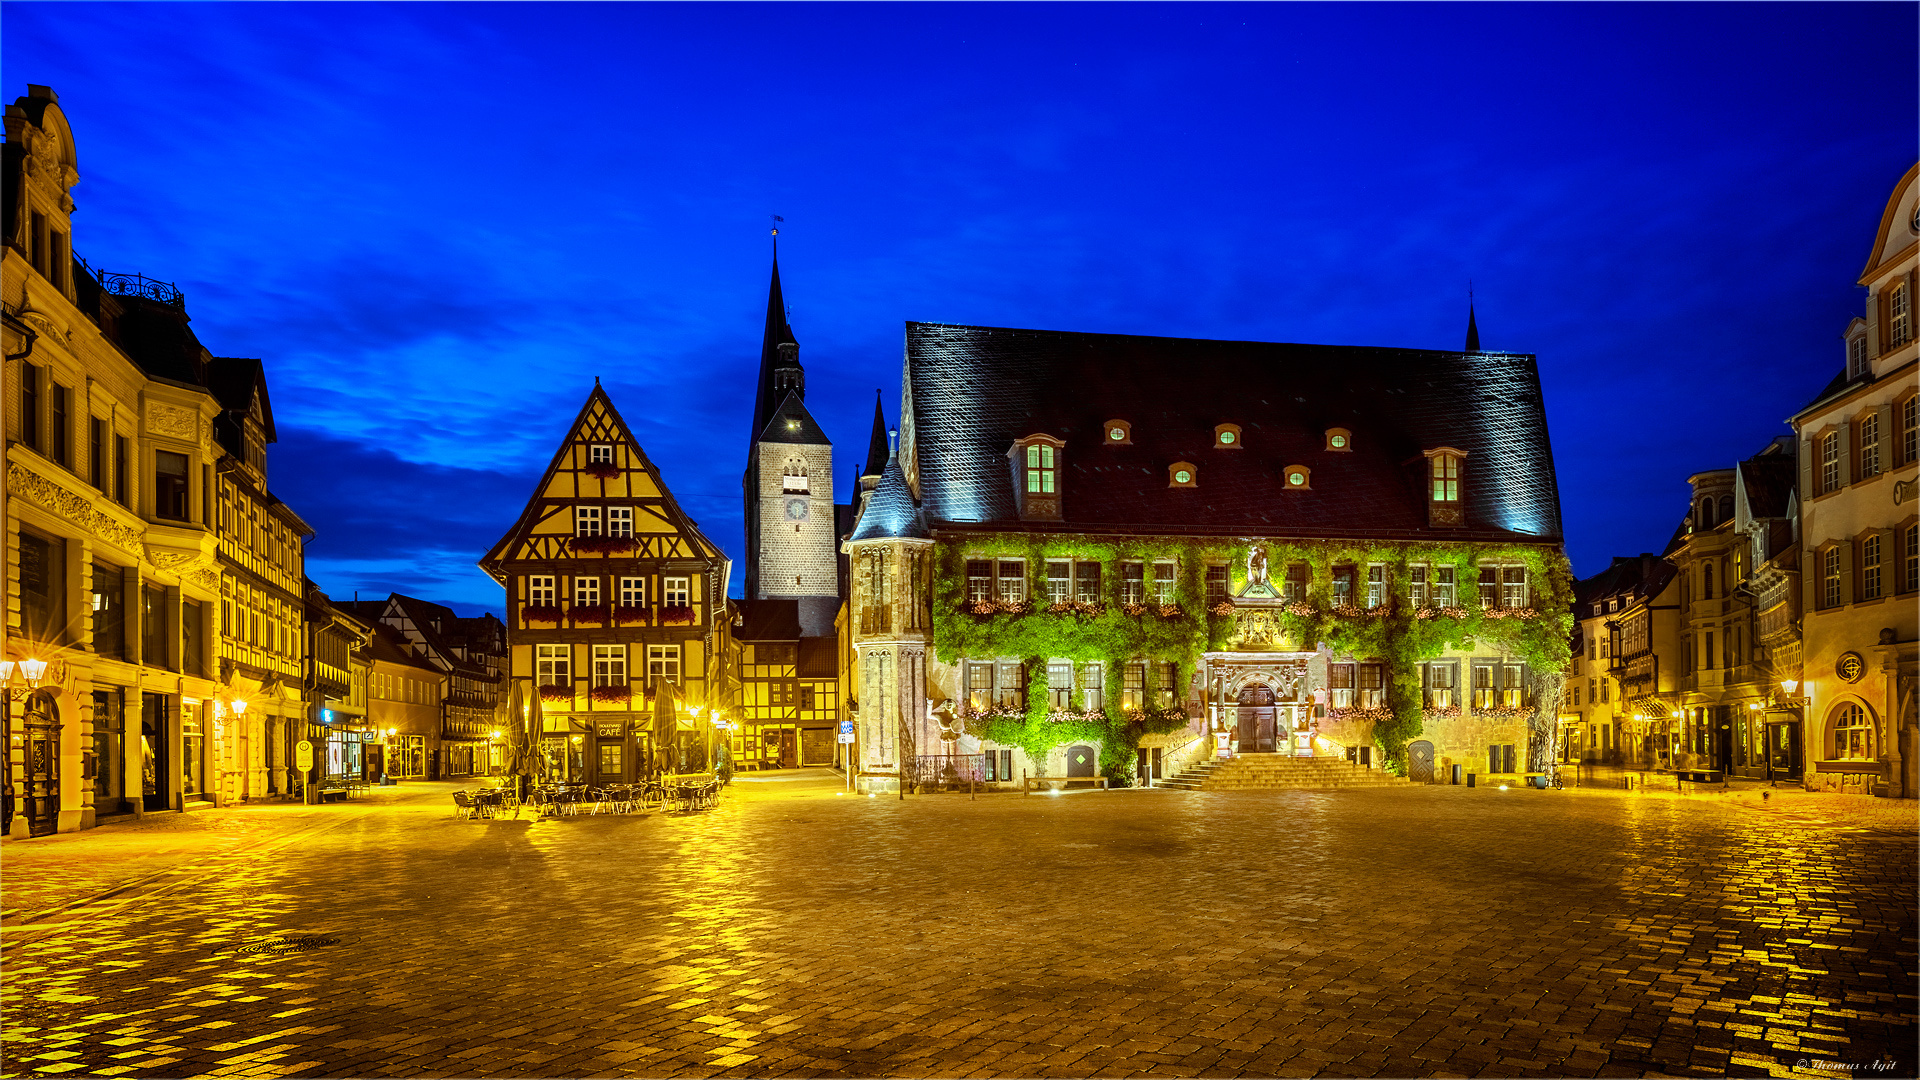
[1423,663,1453,709]
[575,506,603,537]
[1152,562,1177,604]
[1122,562,1145,604]
[1831,702,1873,760]
[620,576,645,606]
[1366,565,1385,608]
[1283,466,1309,489]
[1325,428,1352,452]
[588,443,614,464]
[1048,662,1074,708]
[1330,663,1354,708]
[997,560,1026,602]
[537,644,569,687]
[1860,413,1881,478]
[1903,396,1918,465]
[1822,546,1841,609]
[1434,567,1456,607]
[592,644,626,687]
[1431,453,1459,502]
[784,464,809,493]
[1889,282,1912,348]
[966,560,993,602]
[1046,561,1072,603]
[1861,535,1882,600]
[1214,424,1242,449]
[1409,566,1427,607]
[664,577,690,605]
[1122,662,1145,711]
[608,507,633,537]
[1026,444,1056,493]
[1204,565,1228,606]
[1103,420,1132,445]
[1169,462,1197,488]
[1821,432,1841,493]
[1906,525,1920,594]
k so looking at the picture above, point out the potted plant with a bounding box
[569,603,609,625]
[660,603,697,625]
[613,604,650,626]
[583,462,621,480]
[589,683,632,705]
[538,683,574,703]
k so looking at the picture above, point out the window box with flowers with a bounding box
[1156,603,1184,620]
[589,683,632,705]
[521,604,563,625]
[583,462,621,480]
[660,604,697,625]
[1046,600,1104,616]
[965,598,1031,617]
[569,604,609,625]
[538,683,575,703]
[613,604,650,626]
[571,536,638,555]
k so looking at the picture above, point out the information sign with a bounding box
[295,739,315,771]
[837,720,856,744]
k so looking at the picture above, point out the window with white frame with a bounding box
[995,660,1023,707]
[1821,432,1841,493]
[664,577,690,605]
[1501,663,1525,708]
[996,560,1026,602]
[1047,661,1073,708]
[1358,663,1384,708]
[1502,566,1528,609]
[968,662,994,709]
[966,561,993,602]
[1831,702,1874,759]
[588,443,614,464]
[1848,334,1869,379]
[592,644,626,687]
[1330,663,1354,708]
[575,505,603,536]
[1152,562,1177,604]
[1471,663,1496,709]
[1434,567,1456,607]
[1860,414,1882,478]
[1861,535,1883,601]
[620,576,645,606]
[1082,662,1103,712]
[1121,562,1145,604]
[1157,662,1177,709]
[1409,566,1428,608]
[1904,396,1918,465]
[573,576,600,607]
[646,644,680,685]
[1478,567,1498,609]
[1046,561,1072,603]
[1889,281,1912,348]
[608,507,633,537]
[1423,663,1454,709]
[528,575,556,605]
[1822,546,1841,608]
[537,644,569,687]
[1366,565,1385,609]
[1024,443,1056,494]
[1122,662,1145,711]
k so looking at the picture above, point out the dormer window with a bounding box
[1281,465,1310,490]
[1213,424,1242,449]
[1103,419,1132,445]
[1169,462,1198,488]
[588,443,614,464]
[1847,331,1870,380]
[1008,434,1065,522]
[1424,447,1466,527]
[1325,428,1352,452]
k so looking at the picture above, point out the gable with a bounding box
[479,384,727,575]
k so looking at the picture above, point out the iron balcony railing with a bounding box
[76,254,184,309]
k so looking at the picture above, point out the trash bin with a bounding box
[1466,772,1476,788]
[1451,764,1463,785]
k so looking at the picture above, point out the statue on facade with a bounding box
[1247,546,1269,590]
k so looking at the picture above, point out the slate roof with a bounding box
[1573,555,1676,619]
[1739,447,1797,520]
[903,323,1562,541]
[864,391,891,477]
[748,252,800,446]
[207,356,276,441]
[849,450,930,542]
[757,389,831,446]
[733,599,838,674]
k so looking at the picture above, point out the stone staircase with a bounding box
[1156,754,1412,791]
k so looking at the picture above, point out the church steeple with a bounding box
[1464,296,1481,353]
[863,391,890,480]
[750,238,802,446]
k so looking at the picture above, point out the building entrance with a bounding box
[23,690,61,837]
[1236,685,1276,753]
[141,692,170,812]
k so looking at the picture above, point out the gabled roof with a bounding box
[1737,447,1797,520]
[366,623,441,675]
[757,389,831,446]
[1573,554,1675,618]
[849,450,929,542]
[208,356,276,441]
[479,383,727,578]
[903,322,1562,541]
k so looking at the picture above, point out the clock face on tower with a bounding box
[784,497,809,522]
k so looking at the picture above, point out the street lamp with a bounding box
[1,659,49,700]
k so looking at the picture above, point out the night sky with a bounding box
[7,4,1914,614]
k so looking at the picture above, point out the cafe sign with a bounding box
[595,722,625,738]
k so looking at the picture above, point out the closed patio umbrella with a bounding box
[652,681,678,776]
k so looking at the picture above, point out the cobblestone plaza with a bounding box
[3,774,1914,1078]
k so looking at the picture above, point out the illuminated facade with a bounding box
[1791,163,1919,797]
[845,320,1573,792]
[2,84,310,834]
[1565,555,1675,768]
[481,384,734,781]
[343,594,505,780]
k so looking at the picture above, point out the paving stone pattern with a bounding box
[2,773,1914,1079]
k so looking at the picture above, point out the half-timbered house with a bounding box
[481,383,734,782]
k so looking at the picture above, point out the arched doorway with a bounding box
[1407,740,1435,784]
[22,690,62,837]
[1066,744,1097,788]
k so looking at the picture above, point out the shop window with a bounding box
[599,744,623,776]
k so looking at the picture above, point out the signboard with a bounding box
[295,740,314,771]
[596,723,624,738]
[838,720,856,744]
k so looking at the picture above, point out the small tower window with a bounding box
[1103,419,1132,446]
[1325,428,1352,452]
[783,462,810,493]
[1282,465,1310,490]
[1169,462,1198,488]
[1214,424,1242,449]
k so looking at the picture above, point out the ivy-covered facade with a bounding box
[844,322,1571,792]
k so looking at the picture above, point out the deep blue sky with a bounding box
[7,3,1915,614]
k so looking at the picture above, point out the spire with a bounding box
[1464,291,1480,353]
[863,390,890,478]
[749,234,801,445]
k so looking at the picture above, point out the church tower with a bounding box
[743,241,838,620]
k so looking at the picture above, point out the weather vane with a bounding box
[771,213,783,237]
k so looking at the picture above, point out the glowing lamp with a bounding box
[1779,679,1798,695]
[0,661,13,683]
[20,659,48,686]
[232,699,249,717]
[1669,709,1683,719]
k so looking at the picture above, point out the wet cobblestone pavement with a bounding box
[2,772,1914,1078]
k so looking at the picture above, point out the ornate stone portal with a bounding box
[1200,653,1320,758]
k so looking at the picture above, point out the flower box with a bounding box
[659,604,697,625]
[1156,603,1184,620]
[965,598,1030,617]
[571,536,638,555]
[1122,602,1151,617]
[613,604,650,626]
[538,684,574,703]
[589,683,632,704]
[583,462,621,480]
[1208,601,1236,617]
[521,604,563,625]
[568,604,609,625]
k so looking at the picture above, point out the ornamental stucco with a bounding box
[145,401,199,442]
[8,461,144,553]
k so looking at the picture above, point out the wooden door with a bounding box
[1066,744,1096,788]
[1407,740,1435,784]
[1237,686,1275,753]
[23,692,61,837]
